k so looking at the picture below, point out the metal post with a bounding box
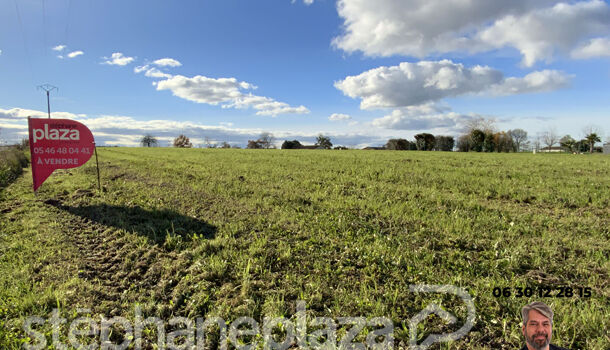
[37,84,58,119]
[46,91,50,118]
[94,143,101,192]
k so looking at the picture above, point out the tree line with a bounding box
[140,121,605,153]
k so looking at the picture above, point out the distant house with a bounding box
[539,146,564,153]
[362,146,385,150]
[604,143,610,155]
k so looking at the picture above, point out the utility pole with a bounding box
[37,84,58,118]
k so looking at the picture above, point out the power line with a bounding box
[42,0,47,57]
[13,0,35,83]
[65,0,73,45]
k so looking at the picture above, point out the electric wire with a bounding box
[42,0,47,57]
[13,0,35,84]
[64,0,73,46]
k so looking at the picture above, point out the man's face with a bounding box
[522,309,553,350]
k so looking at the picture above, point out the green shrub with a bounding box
[0,147,29,188]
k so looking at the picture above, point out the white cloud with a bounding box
[67,51,84,58]
[103,52,135,66]
[571,37,610,58]
[335,60,570,109]
[145,68,172,79]
[0,107,48,120]
[52,45,66,52]
[134,65,149,74]
[134,64,172,78]
[156,75,246,105]
[372,109,476,131]
[291,0,314,5]
[490,70,571,95]
[477,1,610,66]
[333,0,610,66]
[155,75,309,116]
[0,107,85,120]
[0,107,377,147]
[135,65,304,116]
[329,113,351,121]
[153,58,182,67]
[370,103,494,133]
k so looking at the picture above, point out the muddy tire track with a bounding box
[43,198,175,316]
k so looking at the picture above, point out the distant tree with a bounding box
[414,133,435,151]
[219,141,231,149]
[493,132,513,152]
[385,138,410,150]
[333,146,349,150]
[469,129,485,152]
[140,134,158,147]
[434,135,455,151]
[560,135,576,153]
[281,140,303,149]
[257,132,276,149]
[456,135,470,152]
[483,132,495,152]
[18,138,29,151]
[585,133,601,154]
[574,139,587,153]
[531,134,542,153]
[315,134,333,149]
[173,134,193,148]
[508,129,528,152]
[247,140,263,149]
[204,136,218,148]
[541,128,559,151]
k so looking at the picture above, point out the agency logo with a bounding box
[32,124,80,143]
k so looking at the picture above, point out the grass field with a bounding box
[1,148,608,349]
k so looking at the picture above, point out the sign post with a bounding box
[94,142,101,192]
[28,117,96,191]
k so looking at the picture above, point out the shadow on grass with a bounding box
[49,201,216,244]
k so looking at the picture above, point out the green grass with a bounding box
[1,148,608,349]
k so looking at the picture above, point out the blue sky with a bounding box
[1,0,609,147]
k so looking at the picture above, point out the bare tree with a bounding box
[541,128,559,151]
[464,116,497,133]
[531,133,542,152]
[582,124,603,139]
[204,136,213,148]
[509,129,528,152]
[257,132,276,149]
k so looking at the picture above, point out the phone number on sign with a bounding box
[32,147,91,155]
[492,286,592,298]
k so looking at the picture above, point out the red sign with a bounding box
[28,117,95,191]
